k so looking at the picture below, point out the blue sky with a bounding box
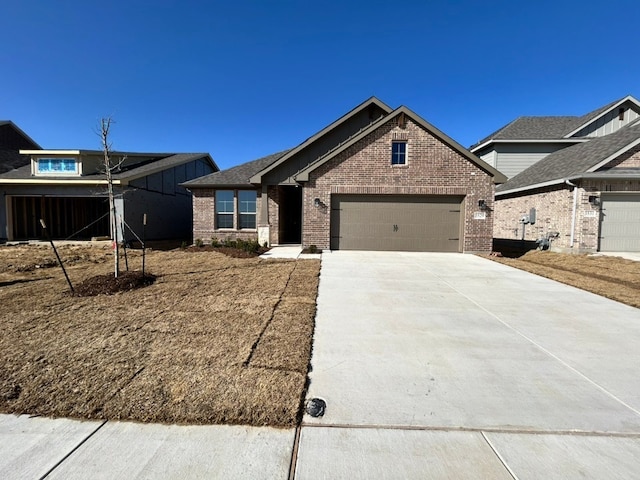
[1,1,638,170]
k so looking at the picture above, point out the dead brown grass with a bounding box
[0,244,320,427]
[483,251,640,308]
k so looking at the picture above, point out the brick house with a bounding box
[184,98,506,252]
[494,119,640,252]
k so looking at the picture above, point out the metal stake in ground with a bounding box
[40,219,74,294]
[142,213,147,277]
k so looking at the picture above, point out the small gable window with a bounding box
[391,142,407,165]
[36,158,78,175]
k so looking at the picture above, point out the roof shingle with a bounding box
[183,150,291,187]
[497,118,640,193]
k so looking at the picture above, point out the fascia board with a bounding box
[471,138,587,152]
[0,179,120,185]
[496,178,565,196]
[563,95,640,138]
[587,137,640,173]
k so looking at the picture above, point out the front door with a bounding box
[278,186,302,244]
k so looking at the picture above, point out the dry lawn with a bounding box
[484,250,640,308]
[0,244,320,427]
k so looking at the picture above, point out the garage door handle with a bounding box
[393,224,398,232]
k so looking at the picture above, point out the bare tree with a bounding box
[99,117,126,278]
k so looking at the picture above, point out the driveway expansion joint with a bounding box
[300,422,640,438]
[38,419,107,480]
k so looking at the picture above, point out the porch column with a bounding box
[257,184,270,246]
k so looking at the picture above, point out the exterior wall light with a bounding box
[478,199,488,210]
[588,195,601,206]
[314,197,321,207]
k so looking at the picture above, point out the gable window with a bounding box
[391,142,407,165]
[238,190,257,229]
[36,158,78,175]
[215,190,234,228]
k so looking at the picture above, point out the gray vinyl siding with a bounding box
[573,104,640,138]
[479,150,497,168]
[493,143,573,179]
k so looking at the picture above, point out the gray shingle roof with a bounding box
[183,150,291,187]
[0,150,31,174]
[471,96,632,149]
[497,118,640,194]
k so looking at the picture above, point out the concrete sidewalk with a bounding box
[3,251,640,479]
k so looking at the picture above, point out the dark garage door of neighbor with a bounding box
[330,195,463,252]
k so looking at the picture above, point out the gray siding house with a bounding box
[0,149,217,242]
[471,96,640,179]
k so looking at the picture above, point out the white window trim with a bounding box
[391,141,408,166]
[34,157,81,176]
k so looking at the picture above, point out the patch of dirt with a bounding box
[482,250,640,308]
[0,244,320,427]
[74,271,157,296]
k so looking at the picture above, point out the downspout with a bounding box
[565,179,578,249]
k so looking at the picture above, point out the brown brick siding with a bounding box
[267,186,280,245]
[303,118,496,252]
[495,178,640,252]
[192,188,260,244]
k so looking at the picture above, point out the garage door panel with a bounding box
[330,195,462,252]
[600,194,640,252]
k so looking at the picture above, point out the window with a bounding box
[215,190,258,230]
[238,190,257,229]
[215,190,234,228]
[36,158,78,175]
[391,142,407,165]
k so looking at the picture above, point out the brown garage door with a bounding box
[330,195,463,252]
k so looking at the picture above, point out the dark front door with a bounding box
[279,186,302,244]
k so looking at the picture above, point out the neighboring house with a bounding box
[0,149,217,242]
[494,118,640,252]
[470,95,640,179]
[0,121,41,174]
[184,97,506,253]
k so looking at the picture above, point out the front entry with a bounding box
[278,186,302,243]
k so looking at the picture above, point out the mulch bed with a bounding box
[185,245,270,258]
[73,271,157,296]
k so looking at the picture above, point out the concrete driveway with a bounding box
[297,251,640,479]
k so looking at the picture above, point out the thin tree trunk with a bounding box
[101,118,119,278]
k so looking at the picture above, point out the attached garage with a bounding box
[599,194,640,252]
[330,195,463,252]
